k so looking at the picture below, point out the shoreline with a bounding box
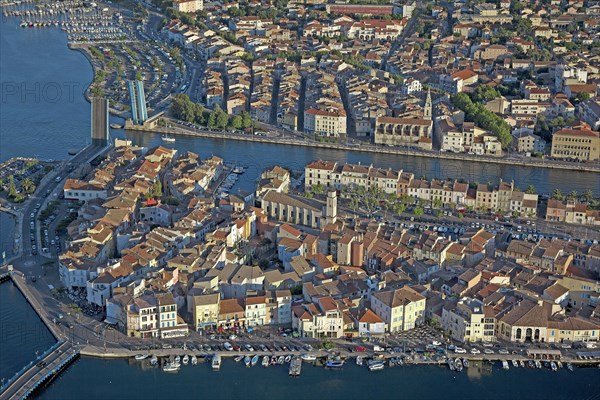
[126,125,600,174]
[77,346,600,368]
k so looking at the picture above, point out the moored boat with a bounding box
[455,358,463,372]
[368,361,385,371]
[270,355,278,365]
[135,354,149,361]
[512,360,519,368]
[262,355,270,367]
[301,353,316,362]
[191,355,197,365]
[567,363,574,371]
[251,355,259,367]
[519,360,525,368]
[162,134,176,143]
[234,355,244,363]
[289,357,302,376]
[284,355,292,363]
[551,361,557,371]
[356,356,363,366]
[182,355,189,365]
[326,360,344,368]
[150,355,158,366]
[535,360,542,369]
[162,361,179,372]
[212,354,221,370]
[502,360,510,370]
[244,355,251,367]
[463,359,469,368]
[277,356,285,365]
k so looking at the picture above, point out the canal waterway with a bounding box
[0,281,56,382]
[38,356,600,400]
[1,17,599,194]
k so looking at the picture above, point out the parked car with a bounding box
[454,347,466,354]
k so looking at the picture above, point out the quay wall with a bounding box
[78,346,600,367]
[126,125,600,173]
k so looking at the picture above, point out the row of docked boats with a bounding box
[235,354,293,367]
[448,358,467,372]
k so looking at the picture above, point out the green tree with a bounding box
[312,183,324,195]
[582,190,593,203]
[216,110,229,129]
[394,202,406,215]
[7,175,17,198]
[552,189,564,201]
[152,180,162,198]
[432,198,443,209]
[135,71,143,81]
[231,115,243,130]
[21,177,35,194]
[525,185,536,194]
[413,206,424,216]
[241,111,252,129]
[567,190,578,201]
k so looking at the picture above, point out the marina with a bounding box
[33,356,600,400]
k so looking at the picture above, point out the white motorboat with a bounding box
[519,360,525,368]
[212,354,221,370]
[284,355,292,363]
[262,356,270,367]
[463,359,469,368]
[454,358,463,372]
[368,361,385,371]
[325,359,344,368]
[191,355,197,365]
[182,355,189,365]
[244,355,251,367]
[301,353,316,362]
[567,363,574,371]
[162,135,175,143]
[502,360,510,370]
[535,360,542,369]
[150,355,158,366]
[135,354,149,361]
[551,361,557,371]
[234,355,244,363]
[277,356,285,365]
[175,355,181,364]
[356,356,363,366]
[162,361,179,372]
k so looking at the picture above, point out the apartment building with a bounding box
[551,125,600,161]
[371,286,426,332]
[442,297,496,343]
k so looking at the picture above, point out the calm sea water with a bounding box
[0,282,56,382]
[0,18,93,162]
[38,357,600,400]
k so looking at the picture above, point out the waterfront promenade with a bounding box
[127,123,600,173]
